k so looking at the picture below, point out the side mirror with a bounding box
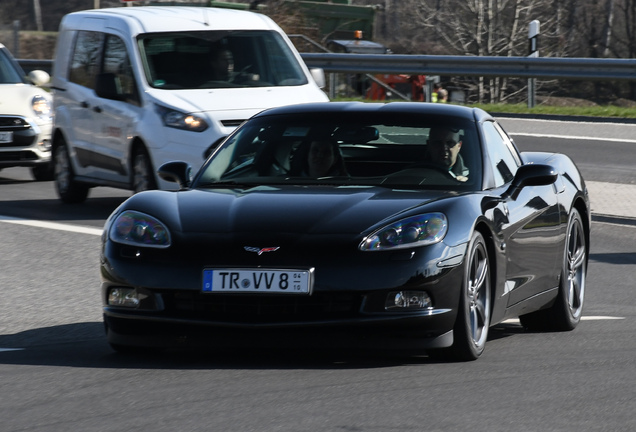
[95,73,124,101]
[28,70,50,86]
[310,68,326,89]
[158,161,192,189]
[506,164,557,199]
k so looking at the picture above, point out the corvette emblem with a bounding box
[244,246,280,255]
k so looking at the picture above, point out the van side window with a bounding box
[482,121,520,187]
[69,31,103,89]
[103,35,140,106]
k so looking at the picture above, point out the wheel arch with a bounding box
[128,137,157,187]
[473,220,498,322]
[573,196,591,264]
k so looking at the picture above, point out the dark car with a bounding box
[100,102,590,361]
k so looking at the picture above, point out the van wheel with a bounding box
[54,142,89,203]
[132,147,157,193]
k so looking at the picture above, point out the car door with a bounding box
[482,121,562,307]
[90,33,142,184]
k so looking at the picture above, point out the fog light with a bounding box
[39,139,52,151]
[385,291,432,310]
[108,288,140,308]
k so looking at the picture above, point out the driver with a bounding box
[207,45,233,81]
[426,127,469,182]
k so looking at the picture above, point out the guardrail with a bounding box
[18,54,636,81]
[300,53,636,81]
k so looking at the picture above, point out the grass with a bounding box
[467,103,636,119]
[333,97,636,119]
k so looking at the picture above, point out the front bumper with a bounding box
[0,115,52,168]
[101,262,464,352]
[104,311,455,352]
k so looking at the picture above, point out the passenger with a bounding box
[426,127,468,181]
[292,140,348,177]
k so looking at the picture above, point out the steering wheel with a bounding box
[403,162,456,177]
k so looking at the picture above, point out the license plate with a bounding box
[202,268,313,294]
[0,131,13,143]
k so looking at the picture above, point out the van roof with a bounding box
[60,6,280,34]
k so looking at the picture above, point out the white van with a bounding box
[51,6,328,202]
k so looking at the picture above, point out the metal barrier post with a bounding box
[528,20,540,108]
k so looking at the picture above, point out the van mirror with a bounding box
[95,73,124,101]
[310,68,326,89]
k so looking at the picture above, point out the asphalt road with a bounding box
[1,117,635,431]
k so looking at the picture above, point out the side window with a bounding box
[69,31,103,89]
[103,35,140,106]
[482,121,520,187]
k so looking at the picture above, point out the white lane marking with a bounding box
[0,348,24,352]
[0,215,103,236]
[510,132,636,144]
[503,315,625,324]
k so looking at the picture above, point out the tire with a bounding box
[132,146,157,193]
[31,163,54,181]
[54,141,89,203]
[520,208,586,331]
[432,231,492,361]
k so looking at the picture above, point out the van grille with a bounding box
[221,119,246,128]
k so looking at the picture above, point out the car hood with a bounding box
[165,186,451,236]
[147,86,329,117]
[0,84,51,116]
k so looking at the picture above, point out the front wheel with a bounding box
[31,163,54,181]
[431,231,491,361]
[54,142,89,203]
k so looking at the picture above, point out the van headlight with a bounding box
[155,104,208,132]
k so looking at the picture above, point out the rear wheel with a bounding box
[54,141,89,203]
[520,208,586,331]
[132,146,157,193]
[431,231,491,361]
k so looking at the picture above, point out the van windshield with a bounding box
[138,30,309,89]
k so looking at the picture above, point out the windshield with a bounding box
[195,111,483,191]
[0,49,25,84]
[138,30,308,89]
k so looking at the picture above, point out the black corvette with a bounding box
[101,102,590,361]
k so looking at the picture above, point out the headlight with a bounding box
[110,210,171,248]
[32,95,51,119]
[155,104,208,132]
[359,213,448,251]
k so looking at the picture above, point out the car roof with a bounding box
[253,102,493,123]
[60,6,279,34]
